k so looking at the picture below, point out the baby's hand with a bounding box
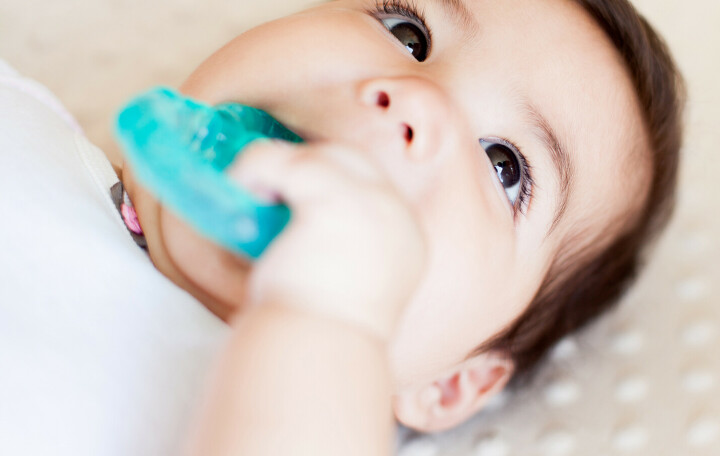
[228,140,427,341]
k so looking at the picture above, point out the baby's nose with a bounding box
[357,76,456,163]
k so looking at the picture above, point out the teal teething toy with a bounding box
[114,87,303,260]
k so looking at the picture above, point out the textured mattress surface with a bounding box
[1,0,717,454]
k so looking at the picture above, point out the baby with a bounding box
[0,0,683,454]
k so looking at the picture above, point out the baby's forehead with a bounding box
[534,44,651,249]
[450,0,649,154]
[541,13,650,228]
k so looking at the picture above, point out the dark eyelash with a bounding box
[484,137,534,217]
[504,138,534,216]
[367,0,433,46]
[373,0,427,23]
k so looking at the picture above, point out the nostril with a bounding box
[404,124,414,143]
[376,91,390,108]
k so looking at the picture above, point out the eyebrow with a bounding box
[436,0,479,37]
[522,102,574,235]
[430,0,572,233]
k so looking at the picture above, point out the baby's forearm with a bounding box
[185,304,396,456]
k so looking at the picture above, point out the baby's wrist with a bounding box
[245,296,394,347]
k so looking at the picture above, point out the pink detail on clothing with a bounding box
[121,203,143,235]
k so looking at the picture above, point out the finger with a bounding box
[227,140,385,208]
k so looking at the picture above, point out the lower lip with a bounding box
[291,127,314,142]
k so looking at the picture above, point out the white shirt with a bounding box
[0,58,229,455]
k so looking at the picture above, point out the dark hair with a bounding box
[469,0,686,389]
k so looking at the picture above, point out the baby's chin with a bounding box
[158,207,253,322]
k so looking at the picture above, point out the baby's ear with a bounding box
[392,352,513,432]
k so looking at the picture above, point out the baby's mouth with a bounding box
[260,107,317,144]
[278,120,316,144]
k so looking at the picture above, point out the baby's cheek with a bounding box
[159,208,252,319]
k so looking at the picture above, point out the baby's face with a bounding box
[127,0,651,430]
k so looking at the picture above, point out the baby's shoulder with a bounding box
[0,57,83,136]
[0,59,117,199]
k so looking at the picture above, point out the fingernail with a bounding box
[238,177,281,204]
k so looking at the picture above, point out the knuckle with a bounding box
[244,140,297,165]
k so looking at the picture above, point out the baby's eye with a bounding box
[480,138,528,209]
[381,17,429,61]
[369,1,432,62]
